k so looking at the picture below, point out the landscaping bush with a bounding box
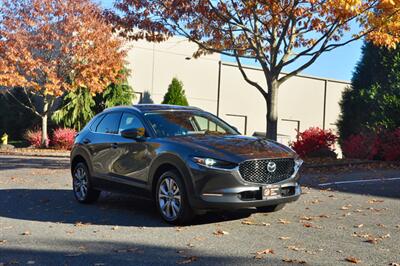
[341,133,380,160]
[24,129,43,148]
[290,127,337,158]
[380,128,400,161]
[51,128,76,150]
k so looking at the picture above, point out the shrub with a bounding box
[24,129,43,148]
[380,128,400,161]
[290,127,337,158]
[162,78,189,106]
[341,133,380,160]
[51,128,76,150]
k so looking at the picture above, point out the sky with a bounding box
[99,0,363,82]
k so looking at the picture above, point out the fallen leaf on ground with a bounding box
[278,219,291,224]
[318,214,330,218]
[282,258,307,264]
[213,229,229,236]
[345,257,361,264]
[254,249,274,259]
[364,238,379,244]
[367,199,384,204]
[287,245,304,251]
[340,204,352,210]
[74,221,91,227]
[242,219,257,225]
[300,216,314,221]
[354,224,364,228]
[279,236,291,240]
[176,256,198,264]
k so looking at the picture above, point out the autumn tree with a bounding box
[108,0,400,140]
[0,0,126,146]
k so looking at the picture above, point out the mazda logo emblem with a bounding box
[267,162,277,173]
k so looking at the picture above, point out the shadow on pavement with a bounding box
[0,239,293,266]
[0,189,253,227]
[0,156,69,170]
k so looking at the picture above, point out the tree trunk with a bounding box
[266,80,279,141]
[41,99,49,147]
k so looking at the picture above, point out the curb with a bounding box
[0,151,70,159]
[303,160,400,169]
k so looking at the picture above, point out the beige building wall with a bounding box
[125,37,350,147]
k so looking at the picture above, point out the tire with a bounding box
[155,170,194,225]
[72,162,100,204]
[256,203,285,213]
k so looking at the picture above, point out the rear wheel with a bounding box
[257,203,285,213]
[72,162,100,203]
[155,170,194,225]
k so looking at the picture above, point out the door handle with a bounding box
[83,139,91,144]
[111,143,118,149]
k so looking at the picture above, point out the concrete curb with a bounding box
[303,160,400,169]
[0,151,70,158]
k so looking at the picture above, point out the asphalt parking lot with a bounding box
[0,155,399,266]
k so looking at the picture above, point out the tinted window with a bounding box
[89,115,104,131]
[145,111,237,137]
[96,112,121,134]
[119,112,145,134]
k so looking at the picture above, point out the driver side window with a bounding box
[119,112,145,134]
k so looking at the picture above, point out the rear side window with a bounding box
[89,115,104,131]
[96,112,122,134]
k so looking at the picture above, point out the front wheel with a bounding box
[72,162,100,204]
[256,203,285,213]
[155,170,194,225]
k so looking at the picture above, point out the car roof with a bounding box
[103,104,202,114]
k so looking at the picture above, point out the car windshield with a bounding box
[144,111,238,137]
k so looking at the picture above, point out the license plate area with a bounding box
[262,185,281,199]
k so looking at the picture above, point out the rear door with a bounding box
[89,111,122,179]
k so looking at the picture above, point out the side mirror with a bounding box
[121,128,145,140]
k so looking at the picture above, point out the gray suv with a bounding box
[70,104,303,224]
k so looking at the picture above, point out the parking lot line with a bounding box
[319,177,400,187]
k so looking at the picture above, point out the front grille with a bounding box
[239,158,295,184]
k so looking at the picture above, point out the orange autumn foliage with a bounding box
[0,0,126,97]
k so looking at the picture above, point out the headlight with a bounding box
[294,157,303,173]
[192,157,237,169]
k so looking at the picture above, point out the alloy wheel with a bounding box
[73,166,88,201]
[158,177,181,220]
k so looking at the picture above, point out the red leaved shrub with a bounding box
[290,127,337,158]
[341,133,380,160]
[24,129,43,148]
[51,128,76,150]
[380,128,400,161]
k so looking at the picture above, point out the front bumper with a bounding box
[187,161,302,210]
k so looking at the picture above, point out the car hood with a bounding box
[167,134,296,162]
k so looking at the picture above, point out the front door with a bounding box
[109,112,153,188]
